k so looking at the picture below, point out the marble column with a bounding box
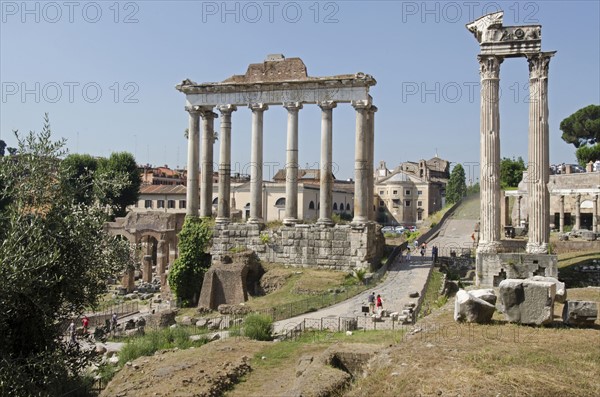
[594,195,599,232]
[559,195,564,233]
[157,240,168,286]
[283,102,302,225]
[185,106,201,217]
[477,55,503,253]
[142,255,152,283]
[317,101,336,226]
[517,196,522,227]
[199,108,217,218]
[368,106,377,221]
[216,105,237,224]
[526,52,554,254]
[575,194,581,230]
[351,100,371,225]
[248,103,268,224]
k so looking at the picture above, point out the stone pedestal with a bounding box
[142,255,152,283]
[476,252,557,287]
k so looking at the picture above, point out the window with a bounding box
[418,190,423,195]
[179,200,186,209]
[346,203,351,211]
[379,200,385,207]
[309,201,315,210]
[212,197,219,205]
[392,190,398,195]
[405,190,411,195]
[405,200,411,207]
[333,203,338,211]
[275,197,286,207]
[392,199,400,208]
[157,200,165,209]
[144,200,153,209]
[418,211,423,221]
[379,190,384,195]
[417,201,423,207]
[168,200,176,209]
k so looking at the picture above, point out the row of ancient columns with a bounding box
[477,52,554,254]
[185,100,376,226]
[558,194,599,233]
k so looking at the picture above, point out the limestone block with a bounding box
[499,279,555,325]
[562,300,598,326]
[470,289,497,305]
[454,290,496,323]
[528,276,567,303]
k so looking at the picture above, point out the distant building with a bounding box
[374,157,449,226]
[130,169,354,222]
[140,165,185,186]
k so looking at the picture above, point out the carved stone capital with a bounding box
[198,107,218,120]
[318,101,337,111]
[369,105,378,114]
[527,52,555,79]
[185,105,202,115]
[478,55,503,80]
[351,100,371,111]
[283,102,303,112]
[217,104,237,115]
[249,103,269,112]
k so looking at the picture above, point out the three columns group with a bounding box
[184,100,376,226]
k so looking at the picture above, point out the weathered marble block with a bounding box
[454,289,496,323]
[562,300,598,327]
[499,279,556,325]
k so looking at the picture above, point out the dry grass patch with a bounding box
[346,288,600,397]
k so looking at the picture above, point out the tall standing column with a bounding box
[283,102,302,225]
[559,195,565,233]
[216,105,237,224]
[517,196,522,227]
[185,106,201,217]
[575,194,581,230]
[351,100,371,225]
[157,240,168,286]
[594,194,599,232]
[368,106,377,222]
[526,52,554,254]
[199,108,217,218]
[317,101,336,226]
[248,103,268,224]
[477,55,503,253]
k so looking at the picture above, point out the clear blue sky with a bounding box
[2,0,599,182]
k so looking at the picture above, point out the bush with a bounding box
[243,314,273,341]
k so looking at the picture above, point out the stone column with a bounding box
[185,106,201,217]
[517,196,522,227]
[594,195,599,233]
[142,255,152,283]
[216,105,237,224]
[477,55,503,253]
[504,196,510,227]
[575,194,581,230]
[559,195,564,233]
[248,103,268,224]
[351,100,371,225]
[157,240,168,286]
[283,102,302,225]
[526,52,554,254]
[368,106,377,222]
[317,101,336,226]
[199,108,217,218]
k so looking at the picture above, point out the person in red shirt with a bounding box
[82,316,89,334]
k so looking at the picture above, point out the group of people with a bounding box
[367,292,383,315]
[401,240,438,263]
[66,313,118,344]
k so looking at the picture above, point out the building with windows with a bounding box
[374,158,449,225]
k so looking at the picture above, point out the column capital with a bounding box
[217,104,237,115]
[249,103,269,112]
[527,51,555,79]
[283,102,303,111]
[351,100,371,111]
[477,55,503,79]
[369,105,378,113]
[318,101,337,111]
[199,107,218,120]
[185,105,203,114]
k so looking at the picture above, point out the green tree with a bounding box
[446,164,467,204]
[168,217,212,307]
[97,151,141,217]
[0,115,132,396]
[61,153,99,205]
[575,143,600,167]
[500,157,526,189]
[466,182,480,196]
[0,139,5,156]
[560,104,600,148]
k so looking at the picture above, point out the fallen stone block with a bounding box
[469,288,497,306]
[562,300,598,327]
[498,279,556,325]
[454,289,495,323]
[528,276,566,303]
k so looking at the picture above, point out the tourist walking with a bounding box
[67,320,76,344]
[432,246,439,264]
[406,246,412,261]
[367,292,376,314]
[110,312,118,335]
[376,294,383,314]
[81,316,89,334]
